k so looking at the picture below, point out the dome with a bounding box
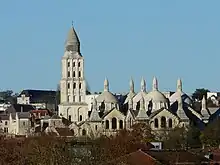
[145,90,168,103]
[96,91,118,103]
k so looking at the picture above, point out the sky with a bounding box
[0,0,220,94]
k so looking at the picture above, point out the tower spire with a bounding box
[177,78,182,92]
[104,78,109,92]
[130,77,134,93]
[65,23,80,52]
[141,77,146,92]
[152,77,158,91]
[202,95,207,110]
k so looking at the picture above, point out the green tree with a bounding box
[200,118,220,147]
[186,124,201,148]
[192,88,210,101]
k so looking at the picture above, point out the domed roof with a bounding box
[145,77,167,103]
[96,91,118,103]
[96,78,118,103]
[145,90,167,103]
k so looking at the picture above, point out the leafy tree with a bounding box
[163,127,187,149]
[192,88,210,101]
[200,118,220,147]
[186,124,201,148]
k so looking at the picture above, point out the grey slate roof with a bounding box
[5,104,35,113]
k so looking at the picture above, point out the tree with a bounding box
[192,88,210,101]
[186,124,201,148]
[200,118,220,148]
[163,127,187,149]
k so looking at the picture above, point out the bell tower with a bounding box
[59,23,88,122]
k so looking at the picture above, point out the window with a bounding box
[67,83,70,89]
[67,71,70,77]
[95,125,98,130]
[5,121,7,125]
[67,61,70,67]
[119,120,123,129]
[73,62,75,67]
[161,116,166,128]
[73,96,75,102]
[23,122,25,126]
[79,96,81,102]
[105,120,109,129]
[78,62,80,67]
[79,115,82,121]
[73,71,76,77]
[112,118,117,129]
[154,118,159,128]
[73,83,76,89]
[69,115,71,121]
[67,95,70,102]
[4,127,8,133]
[79,83,82,89]
[79,71,81,77]
[168,119,172,128]
[82,129,86,136]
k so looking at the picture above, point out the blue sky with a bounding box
[0,0,219,94]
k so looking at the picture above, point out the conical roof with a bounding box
[65,25,80,52]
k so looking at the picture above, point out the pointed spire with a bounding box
[141,77,146,92]
[129,77,134,93]
[152,77,158,91]
[177,93,183,111]
[177,78,182,92]
[202,95,207,110]
[104,78,109,92]
[136,97,148,120]
[128,97,133,110]
[65,23,80,52]
[89,98,101,121]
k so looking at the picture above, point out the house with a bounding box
[17,90,57,110]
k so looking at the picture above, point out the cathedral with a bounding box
[58,25,212,138]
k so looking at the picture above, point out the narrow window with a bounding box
[73,96,75,102]
[67,83,70,89]
[79,71,81,77]
[67,95,70,102]
[68,115,71,121]
[73,71,75,77]
[67,61,70,67]
[79,96,81,102]
[168,119,172,128]
[154,118,158,128]
[78,62,81,67]
[5,121,7,125]
[79,115,82,121]
[106,120,109,129]
[73,62,75,67]
[73,83,76,89]
[82,129,86,136]
[119,120,123,129]
[23,122,25,126]
[112,118,117,129]
[161,116,166,128]
[67,71,70,77]
[95,125,98,130]
[79,83,82,89]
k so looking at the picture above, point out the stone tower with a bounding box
[58,24,88,122]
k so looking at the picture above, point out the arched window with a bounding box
[161,116,166,128]
[106,120,109,129]
[95,125,98,130]
[119,120,123,129]
[79,115,82,121]
[5,121,7,125]
[73,71,75,77]
[168,119,172,128]
[82,129,86,136]
[73,83,76,89]
[79,71,81,77]
[136,101,140,110]
[78,62,81,67]
[79,83,82,89]
[68,115,71,121]
[67,83,70,89]
[154,118,158,128]
[112,118,117,129]
[73,62,75,67]
[99,101,105,111]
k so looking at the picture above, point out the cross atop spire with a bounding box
[71,20,74,27]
